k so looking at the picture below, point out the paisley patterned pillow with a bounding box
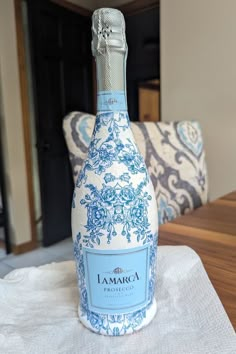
[63,112,208,224]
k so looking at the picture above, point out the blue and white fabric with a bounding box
[63,112,208,224]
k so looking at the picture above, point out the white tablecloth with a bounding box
[0,246,235,354]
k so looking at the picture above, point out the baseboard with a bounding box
[12,240,38,255]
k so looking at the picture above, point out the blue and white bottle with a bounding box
[72,8,158,336]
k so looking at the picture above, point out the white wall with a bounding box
[161,0,236,200]
[0,0,31,246]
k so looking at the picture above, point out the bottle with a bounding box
[72,8,158,336]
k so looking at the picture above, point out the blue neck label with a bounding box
[83,244,150,315]
[97,91,127,112]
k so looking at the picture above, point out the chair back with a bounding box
[63,112,208,224]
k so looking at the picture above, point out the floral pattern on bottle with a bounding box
[72,111,158,335]
[75,112,147,186]
[79,176,152,245]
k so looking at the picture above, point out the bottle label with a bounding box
[97,91,127,112]
[83,244,150,314]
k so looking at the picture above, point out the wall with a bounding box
[161,0,236,200]
[0,0,32,246]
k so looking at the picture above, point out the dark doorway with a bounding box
[27,0,93,246]
[125,5,159,121]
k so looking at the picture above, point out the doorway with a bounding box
[26,0,93,246]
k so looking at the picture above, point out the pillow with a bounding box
[63,112,208,224]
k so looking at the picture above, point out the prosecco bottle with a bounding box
[72,8,158,336]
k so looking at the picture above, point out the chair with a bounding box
[63,112,208,224]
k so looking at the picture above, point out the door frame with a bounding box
[51,0,92,16]
[14,0,37,254]
[118,0,159,16]
[13,0,92,254]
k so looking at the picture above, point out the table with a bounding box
[159,190,236,329]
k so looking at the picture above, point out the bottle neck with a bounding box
[95,51,127,112]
